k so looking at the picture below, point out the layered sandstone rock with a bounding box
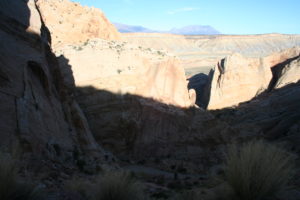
[36,0,121,47]
[0,0,105,167]
[55,39,193,108]
[275,57,300,88]
[205,47,300,110]
[206,54,272,110]
[124,33,300,76]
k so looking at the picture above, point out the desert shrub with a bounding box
[174,190,199,200]
[65,177,93,199]
[0,153,45,200]
[0,153,18,199]
[225,140,295,200]
[94,171,143,200]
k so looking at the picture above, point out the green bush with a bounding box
[225,140,295,200]
[95,171,143,200]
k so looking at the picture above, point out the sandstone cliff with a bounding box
[205,47,300,110]
[55,39,193,108]
[36,0,121,47]
[275,57,300,88]
[35,0,192,108]
[0,0,107,172]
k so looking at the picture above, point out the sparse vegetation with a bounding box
[224,140,295,200]
[95,171,144,200]
[65,171,144,200]
[157,50,165,56]
[174,190,199,200]
[83,40,89,46]
[65,177,93,199]
[73,46,84,51]
[0,153,45,200]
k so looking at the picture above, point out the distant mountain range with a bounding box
[113,23,221,35]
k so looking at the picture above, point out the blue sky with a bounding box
[74,0,300,34]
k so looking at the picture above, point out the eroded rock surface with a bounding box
[206,48,300,110]
[55,39,193,108]
[275,57,300,88]
[36,0,121,47]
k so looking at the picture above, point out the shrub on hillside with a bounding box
[0,153,45,200]
[224,140,295,200]
[174,190,200,200]
[94,171,144,200]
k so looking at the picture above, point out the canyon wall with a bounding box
[0,0,107,170]
[206,47,300,109]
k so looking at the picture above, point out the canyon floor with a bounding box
[0,0,299,200]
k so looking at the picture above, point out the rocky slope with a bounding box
[36,0,121,47]
[212,80,300,154]
[124,33,300,76]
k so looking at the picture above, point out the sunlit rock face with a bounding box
[35,0,192,107]
[55,39,193,108]
[206,54,272,110]
[36,0,121,47]
[275,57,300,89]
[206,47,300,110]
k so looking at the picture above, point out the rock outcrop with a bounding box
[0,0,106,170]
[205,47,300,110]
[36,0,121,47]
[55,39,193,108]
[275,57,300,88]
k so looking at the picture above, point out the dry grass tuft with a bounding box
[0,153,45,200]
[66,171,144,200]
[225,140,295,200]
[94,171,144,200]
